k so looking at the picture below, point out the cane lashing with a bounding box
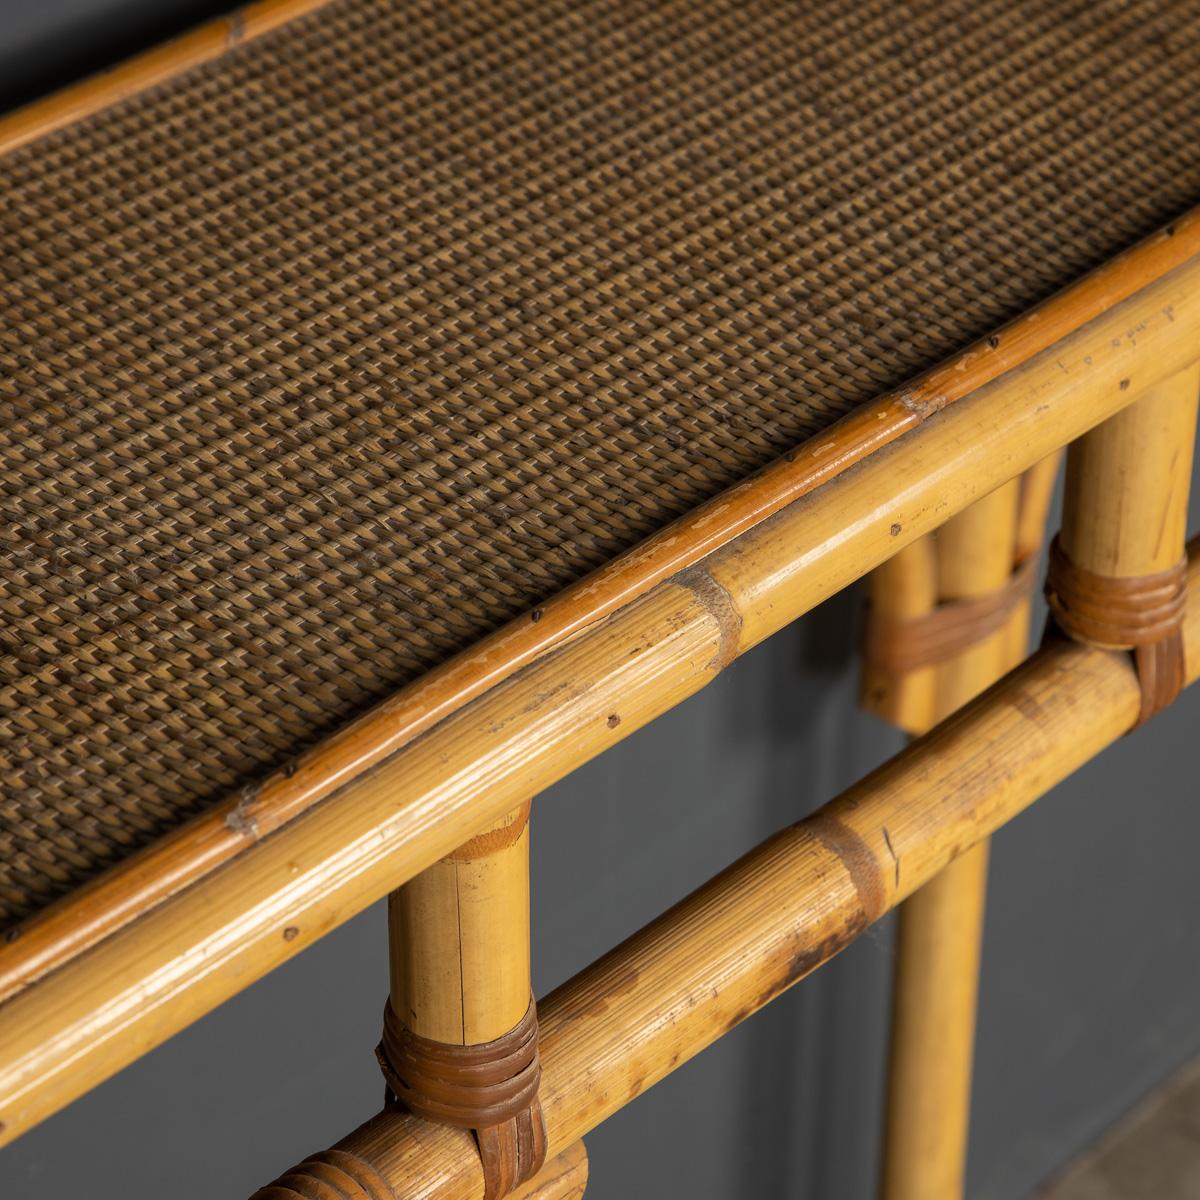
[1045,535,1187,724]
[864,552,1038,675]
[378,997,547,1198]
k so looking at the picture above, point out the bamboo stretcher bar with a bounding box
[254,537,1200,1200]
[508,1142,587,1200]
[255,1138,588,1200]
[2,263,1199,1145]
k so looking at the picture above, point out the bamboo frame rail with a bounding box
[3,260,1199,1144]
[252,537,1200,1199]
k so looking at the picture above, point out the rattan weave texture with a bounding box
[3,0,1200,927]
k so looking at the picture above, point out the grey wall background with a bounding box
[2,5,1199,1196]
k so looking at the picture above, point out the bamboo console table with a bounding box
[2,2,1199,1197]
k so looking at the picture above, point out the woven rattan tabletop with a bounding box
[3,0,1200,931]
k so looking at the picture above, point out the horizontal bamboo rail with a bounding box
[2,262,1199,1145]
[509,1142,587,1200]
[252,1138,588,1200]
[253,538,1200,1198]
[7,214,1200,995]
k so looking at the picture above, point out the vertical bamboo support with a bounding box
[1060,366,1199,589]
[882,478,1024,1200]
[861,536,940,732]
[386,799,547,1197]
[1004,451,1063,663]
[390,802,533,1046]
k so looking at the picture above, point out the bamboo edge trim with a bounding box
[6,222,1200,1002]
[0,0,334,156]
[252,542,1200,1199]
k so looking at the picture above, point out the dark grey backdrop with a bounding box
[2,6,1199,1196]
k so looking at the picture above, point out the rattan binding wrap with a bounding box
[4,0,1200,928]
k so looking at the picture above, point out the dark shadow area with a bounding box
[0,0,233,115]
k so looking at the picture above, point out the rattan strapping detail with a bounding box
[377,997,546,1198]
[4,0,1200,928]
[864,554,1039,675]
[1045,536,1188,724]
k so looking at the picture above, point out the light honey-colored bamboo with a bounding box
[861,535,940,731]
[250,539,1200,1200]
[1004,450,1063,665]
[1061,364,1200,588]
[2,265,1198,1145]
[508,1141,587,1200]
[391,804,533,1046]
[883,480,1024,1200]
[251,1137,589,1200]
[883,366,1198,1200]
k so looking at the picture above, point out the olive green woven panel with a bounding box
[3,0,1200,927]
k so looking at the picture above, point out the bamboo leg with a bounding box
[861,536,940,733]
[386,800,549,1197]
[390,802,533,1046]
[1003,451,1064,665]
[1060,365,1199,585]
[882,479,1024,1200]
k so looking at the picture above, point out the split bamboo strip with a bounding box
[2,262,1200,1143]
[252,539,1200,1200]
[7,218,1200,997]
[882,481,1025,1200]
